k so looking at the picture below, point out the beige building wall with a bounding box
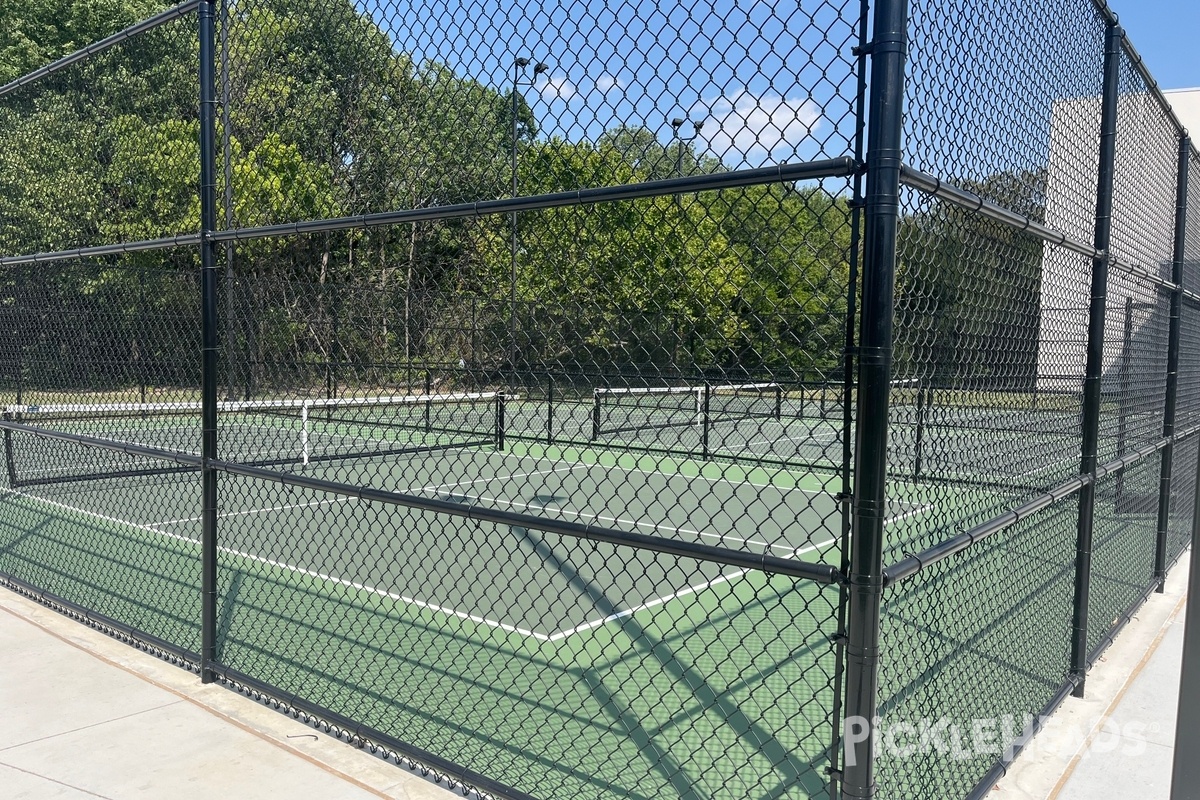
[1036,88,1199,390]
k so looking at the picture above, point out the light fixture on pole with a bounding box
[670,117,704,179]
[510,57,550,376]
[670,117,705,216]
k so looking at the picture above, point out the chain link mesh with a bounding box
[875,2,1199,798]
[0,1,861,798]
[0,16,200,256]
[1,1,1198,799]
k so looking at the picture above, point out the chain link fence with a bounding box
[0,1,1197,798]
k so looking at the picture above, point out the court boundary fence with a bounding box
[1,0,1199,798]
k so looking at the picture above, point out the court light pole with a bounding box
[670,117,704,180]
[510,57,549,378]
[669,117,703,374]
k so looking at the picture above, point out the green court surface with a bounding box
[0,396,1051,798]
[1,423,851,798]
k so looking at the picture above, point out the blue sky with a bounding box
[361,0,859,168]
[353,0,1198,172]
[1111,1,1200,90]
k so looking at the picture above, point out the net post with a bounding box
[496,391,506,451]
[700,383,711,460]
[137,263,147,404]
[1071,18,1122,699]
[591,389,601,440]
[301,400,310,465]
[842,2,907,796]
[547,374,554,445]
[198,0,221,685]
[773,383,783,420]
[13,267,24,406]
[3,411,17,489]
[913,380,926,481]
[1156,134,1190,591]
[424,371,433,434]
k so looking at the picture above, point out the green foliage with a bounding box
[895,170,1047,388]
[701,184,854,379]
[598,124,723,180]
[2,0,859,391]
[0,0,171,84]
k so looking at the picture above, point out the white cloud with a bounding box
[537,76,577,101]
[595,75,626,93]
[694,91,823,163]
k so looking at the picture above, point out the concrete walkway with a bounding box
[0,588,457,800]
[993,555,1189,800]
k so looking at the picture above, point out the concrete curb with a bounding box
[991,554,1189,799]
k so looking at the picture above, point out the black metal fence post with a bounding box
[14,267,25,406]
[841,0,907,795]
[424,370,433,433]
[219,0,236,402]
[198,0,221,684]
[1156,135,1190,590]
[1070,19,1122,698]
[546,374,554,445]
[137,264,148,404]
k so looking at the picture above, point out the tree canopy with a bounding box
[1,0,856,394]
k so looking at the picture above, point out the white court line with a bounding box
[419,462,589,494]
[419,487,796,554]
[3,486,842,644]
[543,537,838,641]
[883,504,935,525]
[145,495,357,528]
[0,486,556,641]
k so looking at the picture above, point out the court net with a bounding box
[590,383,783,439]
[2,392,505,487]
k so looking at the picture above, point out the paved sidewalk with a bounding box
[993,555,1189,800]
[0,588,458,800]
